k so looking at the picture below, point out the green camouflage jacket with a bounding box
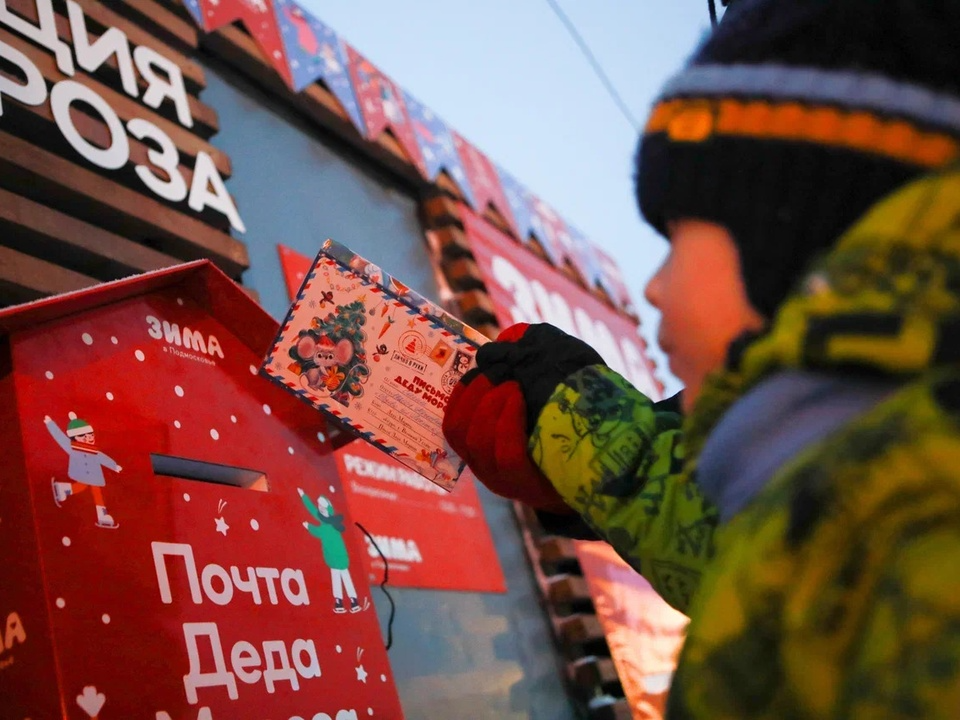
[530,169,960,719]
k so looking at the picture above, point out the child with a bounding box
[443,1,960,717]
[46,414,121,528]
[297,488,362,614]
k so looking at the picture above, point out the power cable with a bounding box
[544,0,640,132]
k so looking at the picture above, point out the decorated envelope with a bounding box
[261,239,487,489]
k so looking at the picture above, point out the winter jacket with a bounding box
[529,169,960,719]
[300,494,350,570]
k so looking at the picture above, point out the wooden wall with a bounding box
[0,0,247,305]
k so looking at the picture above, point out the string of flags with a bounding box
[179,0,633,314]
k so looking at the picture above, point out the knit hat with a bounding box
[635,0,960,318]
[66,418,93,437]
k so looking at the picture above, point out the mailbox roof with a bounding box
[0,261,280,358]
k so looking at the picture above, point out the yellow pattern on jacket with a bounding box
[530,169,960,718]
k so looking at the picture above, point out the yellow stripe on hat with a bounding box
[645,98,960,168]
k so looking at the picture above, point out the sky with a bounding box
[298,1,715,395]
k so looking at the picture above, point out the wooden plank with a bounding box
[430,227,472,260]
[0,28,231,178]
[0,72,217,221]
[73,0,206,91]
[0,187,180,279]
[537,536,580,566]
[103,0,199,54]
[0,247,99,305]
[588,698,633,720]
[0,129,248,277]
[421,194,463,229]
[432,171,468,206]
[4,0,207,98]
[571,656,620,690]
[454,289,497,327]
[558,614,605,646]
[546,574,591,606]
[442,257,485,291]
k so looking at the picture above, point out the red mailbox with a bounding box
[0,262,403,720]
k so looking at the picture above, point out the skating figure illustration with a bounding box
[45,414,122,529]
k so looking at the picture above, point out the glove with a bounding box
[443,323,605,514]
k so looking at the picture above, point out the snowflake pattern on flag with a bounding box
[197,0,293,87]
[271,0,366,133]
[594,245,638,316]
[564,223,606,291]
[452,131,515,235]
[495,165,536,243]
[346,45,427,177]
[529,195,569,268]
[403,90,473,202]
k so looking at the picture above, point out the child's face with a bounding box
[644,220,765,412]
[77,432,95,445]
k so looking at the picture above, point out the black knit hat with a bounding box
[636,0,960,318]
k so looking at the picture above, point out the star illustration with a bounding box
[356,664,368,683]
[215,516,230,536]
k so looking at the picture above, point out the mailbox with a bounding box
[0,261,403,720]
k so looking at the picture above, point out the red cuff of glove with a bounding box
[443,323,577,515]
[444,370,571,514]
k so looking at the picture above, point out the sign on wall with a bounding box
[0,0,246,234]
[460,207,661,399]
[275,244,506,593]
[335,443,506,593]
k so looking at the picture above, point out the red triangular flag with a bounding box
[196,0,294,88]
[345,44,427,178]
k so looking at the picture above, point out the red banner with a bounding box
[196,0,293,87]
[461,207,662,399]
[576,542,687,719]
[346,45,427,177]
[452,132,516,234]
[334,442,506,592]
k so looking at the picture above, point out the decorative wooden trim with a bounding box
[200,24,423,188]
[103,0,199,55]
[0,129,248,277]
[0,187,181,279]
[0,247,99,304]
[73,0,207,91]
[0,76,214,216]
[5,0,207,103]
[453,289,498,327]
[442,258,485,292]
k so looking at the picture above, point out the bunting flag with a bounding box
[196,0,293,87]
[346,45,427,177]
[495,165,537,244]
[403,91,473,201]
[565,224,607,292]
[594,245,638,316]
[271,0,366,133]
[452,132,515,234]
[180,0,203,25]
[529,196,570,268]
